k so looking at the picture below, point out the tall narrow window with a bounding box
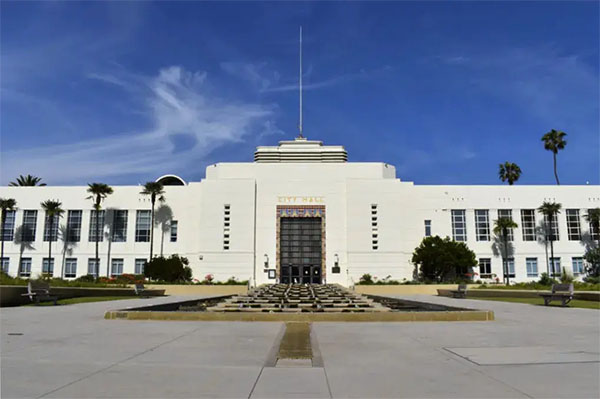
[170,221,178,242]
[543,214,560,241]
[65,258,77,278]
[520,209,536,241]
[451,210,467,241]
[112,210,128,242]
[223,205,230,250]
[565,209,581,241]
[478,258,492,278]
[135,258,146,275]
[21,210,38,242]
[572,257,584,276]
[526,258,538,278]
[497,209,514,241]
[550,257,561,276]
[135,210,151,242]
[66,210,82,242]
[42,258,54,277]
[590,209,599,241]
[1,257,9,274]
[475,210,490,241]
[43,212,59,242]
[111,258,124,276]
[88,258,99,277]
[371,204,378,250]
[424,220,431,237]
[1,210,15,241]
[506,258,515,278]
[89,210,105,242]
[20,258,32,277]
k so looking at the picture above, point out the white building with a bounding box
[1,137,598,285]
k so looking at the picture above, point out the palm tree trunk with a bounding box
[553,152,560,185]
[1,210,5,269]
[95,208,100,277]
[150,200,155,260]
[504,231,510,285]
[48,217,53,279]
[549,213,555,277]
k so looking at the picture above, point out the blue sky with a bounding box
[1,1,598,185]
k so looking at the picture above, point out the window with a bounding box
[42,258,54,277]
[1,257,9,274]
[21,210,37,242]
[475,210,490,241]
[65,258,77,278]
[20,258,31,277]
[565,209,581,241]
[479,258,492,278]
[451,210,467,241]
[170,221,178,242]
[590,209,599,241]
[497,209,514,241]
[543,214,560,241]
[223,205,231,250]
[66,210,82,242]
[88,258,99,277]
[135,210,151,242]
[1,210,16,241]
[506,258,515,278]
[43,212,60,242]
[526,258,538,277]
[371,204,378,250]
[572,257,584,276]
[135,259,146,275]
[550,257,561,276]
[111,258,124,276]
[88,210,105,242]
[520,209,536,241]
[424,220,431,237]
[112,210,128,242]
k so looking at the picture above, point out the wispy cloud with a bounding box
[1,66,275,184]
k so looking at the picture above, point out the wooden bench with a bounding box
[539,284,574,307]
[134,283,150,297]
[450,284,468,299]
[21,281,58,305]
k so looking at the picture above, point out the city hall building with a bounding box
[1,137,598,286]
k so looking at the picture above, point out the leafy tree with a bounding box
[144,255,191,282]
[493,217,519,285]
[538,201,562,275]
[9,174,46,186]
[140,182,165,261]
[541,129,567,185]
[498,162,522,185]
[86,183,113,277]
[0,198,17,267]
[584,247,600,277]
[411,236,477,282]
[584,208,600,247]
[40,200,64,278]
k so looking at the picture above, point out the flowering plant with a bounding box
[204,274,214,283]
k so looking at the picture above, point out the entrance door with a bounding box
[280,217,322,284]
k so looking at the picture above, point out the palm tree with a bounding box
[9,174,47,186]
[140,182,165,260]
[41,200,64,278]
[584,208,600,247]
[493,217,518,285]
[86,183,113,277]
[541,129,567,185]
[498,162,522,185]
[0,198,17,268]
[538,201,562,275]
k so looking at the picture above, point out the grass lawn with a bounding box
[28,296,134,306]
[474,296,600,310]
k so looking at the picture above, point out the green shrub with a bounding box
[559,268,574,284]
[359,274,374,285]
[144,255,191,282]
[538,272,557,286]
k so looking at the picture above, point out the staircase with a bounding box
[206,284,390,313]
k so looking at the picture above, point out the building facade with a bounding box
[1,137,598,285]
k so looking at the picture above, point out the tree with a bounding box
[86,183,113,277]
[140,182,165,261]
[0,198,17,268]
[584,208,600,247]
[493,217,519,285]
[40,200,64,278]
[144,255,191,282]
[498,162,522,185]
[9,174,47,186]
[538,201,562,276]
[584,247,600,277]
[541,129,567,185]
[411,236,477,282]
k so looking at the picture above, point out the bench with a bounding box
[450,284,468,299]
[134,283,150,297]
[539,284,574,307]
[21,281,58,305]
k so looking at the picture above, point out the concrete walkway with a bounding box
[1,295,599,398]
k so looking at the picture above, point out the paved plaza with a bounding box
[1,295,599,398]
